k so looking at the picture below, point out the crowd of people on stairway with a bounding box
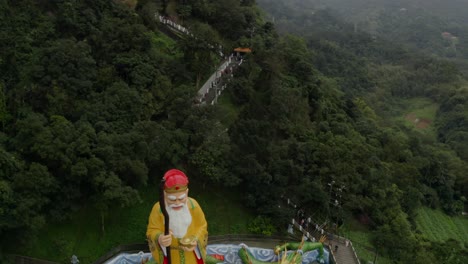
[195,54,245,105]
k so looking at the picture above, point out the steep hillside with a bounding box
[2,1,468,264]
[256,0,468,263]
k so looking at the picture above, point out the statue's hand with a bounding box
[158,231,173,247]
[181,241,197,252]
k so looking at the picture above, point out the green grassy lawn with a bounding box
[346,231,393,264]
[389,97,439,138]
[415,207,468,244]
[401,97,438,119]
[150,31,180,56]
[14,185,254,263]
[215,93,240,127]
[191,185,254,235]
[399,97,438,122]
[14,186,157,263]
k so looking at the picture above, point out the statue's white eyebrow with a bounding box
[167,193,186,201]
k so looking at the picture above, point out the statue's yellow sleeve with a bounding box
[146,202,164,244]
[185,198,208,259]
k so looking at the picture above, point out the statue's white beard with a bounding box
[166,202,192,238]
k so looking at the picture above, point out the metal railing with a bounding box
[284,196,361,264]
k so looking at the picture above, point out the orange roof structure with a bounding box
[234,47,252,53]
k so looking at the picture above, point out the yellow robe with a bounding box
[146,198,208,264]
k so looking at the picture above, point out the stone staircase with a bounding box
[155,13,245,106]
[195,55,243,105]
[329,239,360,264]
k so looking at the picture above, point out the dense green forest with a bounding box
[1,0,467,263]
[259,0,468,73]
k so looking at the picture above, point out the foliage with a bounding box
[2,0,468,263]
[247,216,276,236]
[9,185,254,263]
[0,0,231,249]
[255,0,468,262]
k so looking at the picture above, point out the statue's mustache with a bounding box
[168,203,186,208]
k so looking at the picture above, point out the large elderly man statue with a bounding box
[146,169,208,264]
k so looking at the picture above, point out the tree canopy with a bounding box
[1,0,468,263]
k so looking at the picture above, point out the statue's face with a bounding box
[165,189,188,211]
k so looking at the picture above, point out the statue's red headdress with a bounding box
[163,169,189,193]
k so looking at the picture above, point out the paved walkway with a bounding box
[155,14,243,106]
[195,55,243,105]
[332,239,360,264]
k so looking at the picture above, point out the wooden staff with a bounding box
[160,178,171,264]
